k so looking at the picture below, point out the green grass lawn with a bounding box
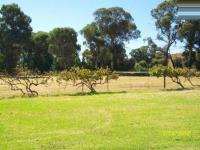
[0,89,200,150]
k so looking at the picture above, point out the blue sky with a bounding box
[0,0,184,55]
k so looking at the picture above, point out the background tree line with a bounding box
[0,1,200,74]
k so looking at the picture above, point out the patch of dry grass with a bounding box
[0,76,200,98]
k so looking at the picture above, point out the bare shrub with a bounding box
[0,70,51,97]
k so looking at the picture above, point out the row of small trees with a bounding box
[1,66,200,97]
[0,68,118,97]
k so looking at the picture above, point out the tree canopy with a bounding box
[27,32,53,72]
[151,0,178,67]
[48,28,81,70]
[178,20,200,69]
[82,7,140,70]
[0,2,200,75]
[0,3,32,72]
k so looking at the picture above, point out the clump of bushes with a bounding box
[57,67,119,93]
[134,60,148,72]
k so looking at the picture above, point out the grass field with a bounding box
[0,77,200,150]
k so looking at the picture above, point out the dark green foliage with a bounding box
[151,0,178,67]
[182,50,200,70]
[178,21,200,69]
[195,51,200,70]
[23,32,53,72]
[151,0,179,88]
[120,58,135,71]
[0,3,32,72]
[152,52,165,66]
[94,7,141,70]
[1,2,200,74]
[134,61,148,72]
[81,23,108,69]
[81,49,94,69]
[177,0,200,4]
[48,28,81,70]
[130,46,154,70]
[173,57,183,68]
[0,54,5,71]
[130,46,150,64]
[81,7,140,70]
[129,43,166,71]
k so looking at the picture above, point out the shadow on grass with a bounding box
[72,91,127,96]
[161,88,195,92]
[0,91,127,100]
[49,91,127,97]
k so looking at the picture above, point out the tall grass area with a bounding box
[0,77,200,149]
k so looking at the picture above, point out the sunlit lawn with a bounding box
[0,77,200,150]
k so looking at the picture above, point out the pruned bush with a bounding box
[57,67,119,93]
[0,69,51,97]
[150,65,200,89]
[181,68,200,87]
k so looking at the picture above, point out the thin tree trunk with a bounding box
[88,84,96,93]
[188,46,193,68]
[111,53,114,70]
[164,74,166,89]
[106,75,109,91]
[169,54,175,68]
[110,37,115,71]
[163,49,169,89]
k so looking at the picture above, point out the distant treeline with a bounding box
[0,0,200,73]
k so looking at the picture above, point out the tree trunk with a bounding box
[163,49,169,89]
[106,76,109,91]
[188,46,193,68]
[178,82,185,89]
[111,53,114,70]
[164,74,166,89]
[110,37,115,71]
[81,83,84,93]
[89,85,96,93]
[171,77,185,89]
[169,54,175,68]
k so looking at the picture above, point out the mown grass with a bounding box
[0,85,200,150]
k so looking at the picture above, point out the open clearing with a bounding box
[0,77,200,150]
